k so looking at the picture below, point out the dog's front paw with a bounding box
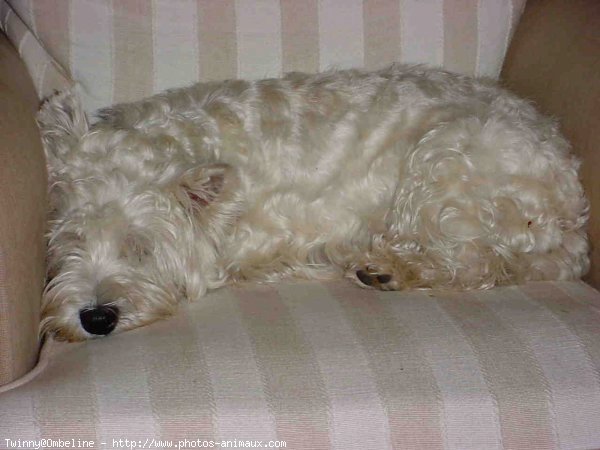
[354,266,399,291]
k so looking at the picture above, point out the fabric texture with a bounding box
[0,0,525,114]
[0,31,46,386]
[1,280,600,449]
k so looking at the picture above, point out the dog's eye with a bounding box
[58,230,85,244]
[122,233,152,262]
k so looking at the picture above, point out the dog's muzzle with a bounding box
[79,305,119,335]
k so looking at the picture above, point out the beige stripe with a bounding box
[144,310,216,440]
[277,282,391,449]
[363,0,401,70]
[198,0,237,81]
[443,0,478,75]
[32,0,70,72]
[236,284,330,449]
[112,0,154,103]
[34,343,99,441]
[280,0,319,74]
[328,282,445,449]
[437,290,557,449]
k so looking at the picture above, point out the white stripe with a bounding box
[318,0,364,71]
[89,336,159,442]
[70,0,113,114]
[390,291,503,450]
[476,0,511,78]
[234,0,282,79]
[193,289,277,442]
[278,283,391,450]
[152,0,199,93]
[483,285,600,448]
[400,0,444,67]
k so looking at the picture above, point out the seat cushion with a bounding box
[2,280,600,449]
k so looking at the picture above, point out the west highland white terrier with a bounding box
[37,65,589,341]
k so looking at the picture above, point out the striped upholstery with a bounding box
[2,280,600,449]
[0,0,525,114]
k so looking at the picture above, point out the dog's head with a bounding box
[37,92,239,341]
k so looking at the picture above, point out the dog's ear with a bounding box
[37,90,89,214]
[37,90,89,163]
[176,163,232,210]
[37,90,88,189]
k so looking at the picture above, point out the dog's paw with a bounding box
[354,266,399,291]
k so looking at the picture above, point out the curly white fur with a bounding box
[37,65,589,341]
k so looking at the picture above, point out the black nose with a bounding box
[79,305,119,335]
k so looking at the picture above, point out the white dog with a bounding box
[37,65,589,341]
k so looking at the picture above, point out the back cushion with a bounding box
[1,0,525,114]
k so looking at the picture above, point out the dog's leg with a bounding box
[352,263,403,291]
[350,260,429,291]
[346,237,434,291]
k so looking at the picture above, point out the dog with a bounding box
[37,64,589,341]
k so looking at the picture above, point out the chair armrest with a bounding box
[501,0,600,288]
[0,32,47,386]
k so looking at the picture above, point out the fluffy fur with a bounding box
[37,65,589,341]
